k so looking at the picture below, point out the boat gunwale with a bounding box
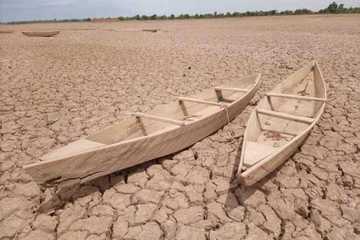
[238,61,327,184]
[24,73,262,170]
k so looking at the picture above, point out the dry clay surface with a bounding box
[0,15,360,240]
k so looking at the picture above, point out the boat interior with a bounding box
[42,75,258,161]
[242,64,326,168]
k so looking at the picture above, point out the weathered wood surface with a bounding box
[128,112,187,126]
[214,86,249,92]
[178,97,227,107]
[266,93,327,102]
[238,62,327,186]
[24,74,262,185]
[256,109,314,124]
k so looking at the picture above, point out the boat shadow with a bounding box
[40,134,276,213]
[39,153,178,212]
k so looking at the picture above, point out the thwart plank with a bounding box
[256,109,314,124]
[128,112,186,126]
[266,93,327,102]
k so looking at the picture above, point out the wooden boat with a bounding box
[142,29,159,33]
[24,74,262,185]
[0,30,14,34]
[22,31,60,37]
[238,62,327,186]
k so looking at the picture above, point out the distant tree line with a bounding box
[319,2,360,14]
[4,2,360,24]
[123,9,314,21]
[6,18,92,25]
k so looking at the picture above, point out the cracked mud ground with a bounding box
[0,15,359,240]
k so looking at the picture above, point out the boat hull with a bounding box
[22,31,60,37]
[238,62,326,186]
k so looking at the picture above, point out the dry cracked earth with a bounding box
[0,15,360,240]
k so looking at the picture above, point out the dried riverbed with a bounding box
[0,15,360,240]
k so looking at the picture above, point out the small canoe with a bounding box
[24,74,262,185]
[22,31,60,37]
[142,29,159,33]
[238,62,327,186]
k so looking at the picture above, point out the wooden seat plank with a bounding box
[256,109,314,124]
[214,87,249,92]
[128,112,186,126]
[266,93,327,102]
[178,97,227,107]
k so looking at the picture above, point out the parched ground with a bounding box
[0,14,360,240]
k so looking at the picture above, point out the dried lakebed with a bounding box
[0,15,360,240]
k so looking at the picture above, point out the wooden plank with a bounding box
[178,100,189,116]
[255,110,262,130]
[178,97,226,107]
[214,89,224,101]
[313,61,327,107]
[266,93,327,102]
[215,87,248,101]
[128,112,186,126]
[256,109,314,124]
[260,128,298,137]
[266,95,275,110]
[214,87,249,92]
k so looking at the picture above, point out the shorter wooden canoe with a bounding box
[24,74,262,186]
[22,31,60,37]
[238,61,327,186]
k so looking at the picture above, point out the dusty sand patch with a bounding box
[1,15,360,239]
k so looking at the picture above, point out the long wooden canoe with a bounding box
[238,62,326,186]
[22,31,60,37]
[24,74,262,185]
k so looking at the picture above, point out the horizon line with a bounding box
[2,5,360,24]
